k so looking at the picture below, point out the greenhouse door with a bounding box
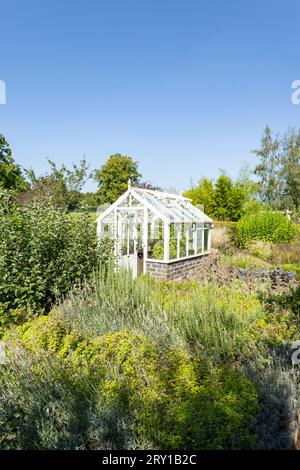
[117,210,138,278]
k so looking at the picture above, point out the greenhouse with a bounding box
[96,181,213,280]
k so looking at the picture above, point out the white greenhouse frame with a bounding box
[96,181,213,278]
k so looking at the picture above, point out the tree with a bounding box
[25,158,90,211]
[281,128,300,214]
[184,172,252,221]
[0,134,26,190]
[184,177,214,216]
[229,181,249,221]
[254,126,300,216]
[212,174,250,221]
[253,126,283,208]
[93,154,141,203]
[212,175,234,220]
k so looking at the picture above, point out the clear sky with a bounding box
[1,0,300,192]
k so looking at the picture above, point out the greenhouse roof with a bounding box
[97,184,213,224]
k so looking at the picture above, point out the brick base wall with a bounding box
[146,253,211,281]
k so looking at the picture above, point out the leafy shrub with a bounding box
[252,309,298,348]
[243,357,300,450]
[246,241,273,261]
[3,269,299,450]
[63,267,300,363]
[234,211,296,247]
[258,285,300,316]
[0,307,23,339]
[220,252,271,269]
[0,190,113,324]
[1,316,259,449]
[281,265,300,280]
[58,269,269,361]
[242,200,265,216]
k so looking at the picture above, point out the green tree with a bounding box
[212,174,250,221]
[254,126,300,216]
[0,134,26,190]
[93,153,141,203]
[185,172,252,221]
[184,177,214,216]
[229,181,249,221]
[281,128,300,214]
[212,175,234,220]
[25,158,90,211]
[253,126,283,208]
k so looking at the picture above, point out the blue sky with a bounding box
[1,0,300,192]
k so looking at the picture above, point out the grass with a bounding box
[294,224,300,243]
[219,251,272,269]
[69,211,97,221]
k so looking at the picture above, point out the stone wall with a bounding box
[146,253,211,281]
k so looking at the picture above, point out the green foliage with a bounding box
[246,241,273,261]
[253,126,300,213]
[253,126,283,209]
[0,190,113,322]
[2,267,300,450]
[234,211,296,247]
[70,191,99,212]
[0,134,27,191]
[93,154,142,204]
[184,173,254,221]
[152,239,177,260]
[1,317,258,450]
[281,265,300,280]
[220,252,271,269]
[0,307,23,339]
[290,286,300,315]
[242,199,265,216]
[212,175,246,221]
[153,240,165,259]
[281,128,300,213]
[152,225,186,260]
[25,158,90,212]
[258,285,300,320]
[184,177,214,215]
[69,211,97,221]
[58,268,269,361]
